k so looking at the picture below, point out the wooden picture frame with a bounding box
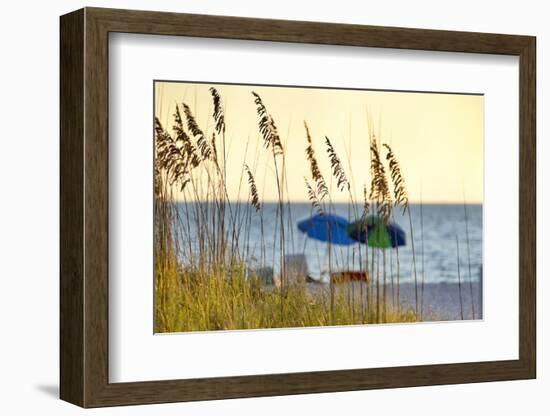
[60,7,536,408]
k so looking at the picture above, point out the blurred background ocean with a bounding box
[176,202,482,285]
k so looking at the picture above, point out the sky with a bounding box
[154,81,483,204]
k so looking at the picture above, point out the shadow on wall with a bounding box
[34,384,58,399]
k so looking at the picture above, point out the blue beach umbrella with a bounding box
[347,215,406,248]
[297,213,356,245]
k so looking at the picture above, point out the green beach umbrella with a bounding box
[347,215,406,249]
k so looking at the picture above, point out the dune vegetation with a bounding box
[154,87,430,333]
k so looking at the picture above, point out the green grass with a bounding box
[155,254,417,333]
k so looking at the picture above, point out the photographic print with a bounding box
[153,81,483,333]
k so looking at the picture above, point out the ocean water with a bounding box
[173,202,482,286]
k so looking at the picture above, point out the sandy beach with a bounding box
[309,281,482,322]
[393,281,482,321]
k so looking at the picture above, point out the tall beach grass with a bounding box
[153,87,438,333]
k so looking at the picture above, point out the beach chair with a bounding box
[284,254,321,284]
[248,266,274,286]
[330,270,369,284]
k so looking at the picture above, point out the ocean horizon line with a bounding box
[170,200,483,206]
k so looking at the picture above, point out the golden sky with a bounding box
[155,81,483,204]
